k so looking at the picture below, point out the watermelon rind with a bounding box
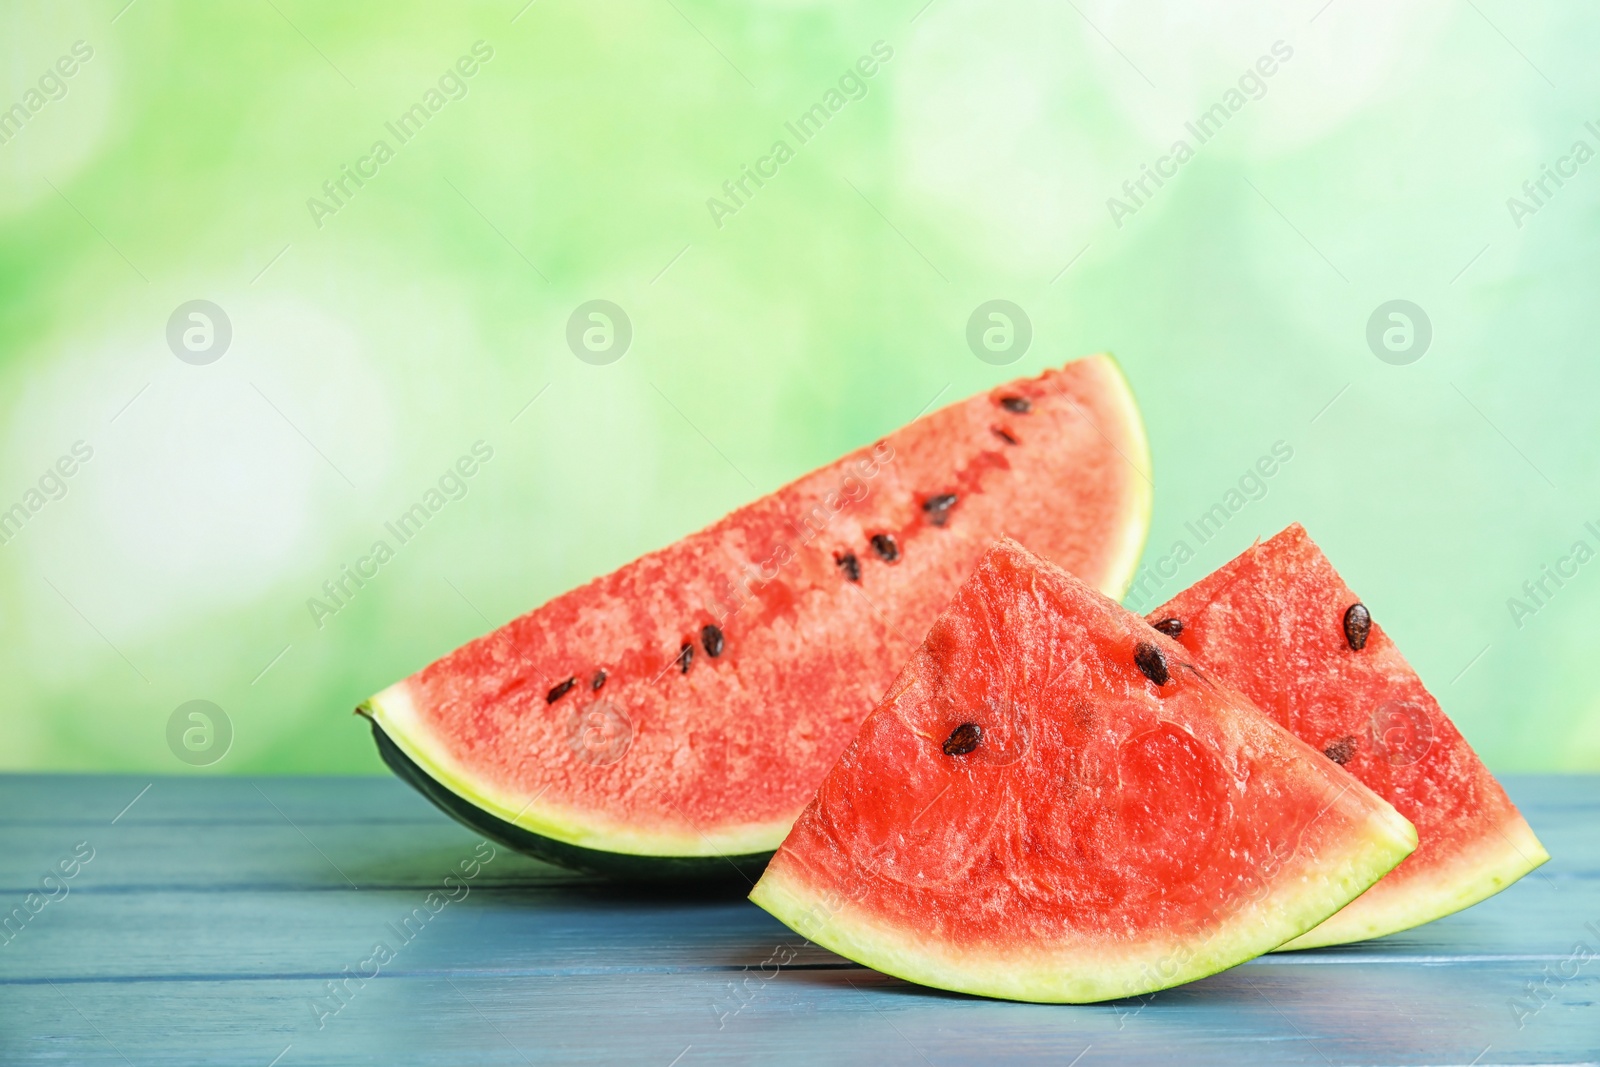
[1085,353,1153,599]
[1277,812,1547,950]
[750,748,1417,1004]
[359,684,785,864]
[364,715,769,883]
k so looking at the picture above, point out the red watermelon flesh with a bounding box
[750,539,1416,1002]
[1153,524,1548,949]
[361,357,1151,874]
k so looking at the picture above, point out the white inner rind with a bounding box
[750,805,1417,1003]
[1277,812,1549,950]
[1088,354,1154,602]
[364,683,788,857]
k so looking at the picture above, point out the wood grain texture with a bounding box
[0,774,1594,1065]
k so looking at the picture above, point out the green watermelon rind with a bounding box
[363,713,771,883]
[361,679,796,858]
[1277,811,1548,950]
[750,804,1418,1003]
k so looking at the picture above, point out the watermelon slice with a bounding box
[750,539,1416,1002]
[1152,524,1548,949]
[360,356,1151,877]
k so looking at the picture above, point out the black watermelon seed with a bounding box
[999,395,1032,414]
[591,669,607,691]
[1151,617,1183,638]
[835,551,862,582]
[1323,736,1357,765]
[701,624,725,658]
[870,533,900,562]
[677,643,693,674]
[942,722,983,756]
[1343,603,1372,651]
[923,493,958,527]
[546,676,577,703]
[1134,642,1169,686]
[991,426,1018,445]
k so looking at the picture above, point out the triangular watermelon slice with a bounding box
[360,357,1152,877]
[1153,524,1548,949]
[750,539,1416,1002]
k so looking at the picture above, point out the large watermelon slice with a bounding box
[360,356,1151,878]
[750,539,1416,1002]
[1152,524,1548,949]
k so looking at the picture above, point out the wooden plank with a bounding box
[0,848,1590,983]
[2,963,1595,1065]
[0,773,457,826]
[2,774,1591,892]
[0,820,585,893]
[0,775,1595,1065]
[0,777,1590,983]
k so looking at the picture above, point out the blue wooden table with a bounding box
[2,775,1594,1065]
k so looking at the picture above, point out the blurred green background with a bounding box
[2,1,1595,774]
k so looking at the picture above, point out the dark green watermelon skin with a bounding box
[369,719,772,885]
